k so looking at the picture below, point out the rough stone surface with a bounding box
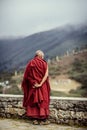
[0,94,87,126]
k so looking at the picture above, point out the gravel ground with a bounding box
[0,119,87,130]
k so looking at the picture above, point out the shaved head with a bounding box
[35,50,44,59]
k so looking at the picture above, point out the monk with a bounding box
[22,50,50,125]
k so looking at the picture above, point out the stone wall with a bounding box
[0,94,87,126]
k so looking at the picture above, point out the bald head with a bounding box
[35,50,44,59]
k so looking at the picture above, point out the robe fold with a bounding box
[22,56,50,119]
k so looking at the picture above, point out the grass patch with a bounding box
[68,58,87,97]
[50,90,82,97]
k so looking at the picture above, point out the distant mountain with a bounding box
[0,24,87,71]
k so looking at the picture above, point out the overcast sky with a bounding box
[0,0,87,37]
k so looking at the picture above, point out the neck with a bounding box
[35,55,43,59]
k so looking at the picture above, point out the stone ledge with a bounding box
[0,94,23,98]
[0,94,87,101]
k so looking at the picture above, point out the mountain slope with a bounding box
[0,24,87,71]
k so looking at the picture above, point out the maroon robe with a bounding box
[22,56,50,119]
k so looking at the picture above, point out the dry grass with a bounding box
[50,75,81,94]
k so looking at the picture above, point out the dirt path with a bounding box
[0,119,86,130]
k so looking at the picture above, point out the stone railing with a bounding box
[0,94,87,126]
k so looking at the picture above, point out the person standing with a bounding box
[22,50,50,125]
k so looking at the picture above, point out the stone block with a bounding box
[58,110,70,119]
[6,113,11,118]
[70,111,76,119]
[49,108,58,120]
[76,112,87,119]
[7,105,12,108]
[0,108,5,112]
[18,109,25,116]
[0,113,6,117]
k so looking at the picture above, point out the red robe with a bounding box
[22,56,50,119]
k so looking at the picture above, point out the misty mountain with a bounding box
[0,24,87,71]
